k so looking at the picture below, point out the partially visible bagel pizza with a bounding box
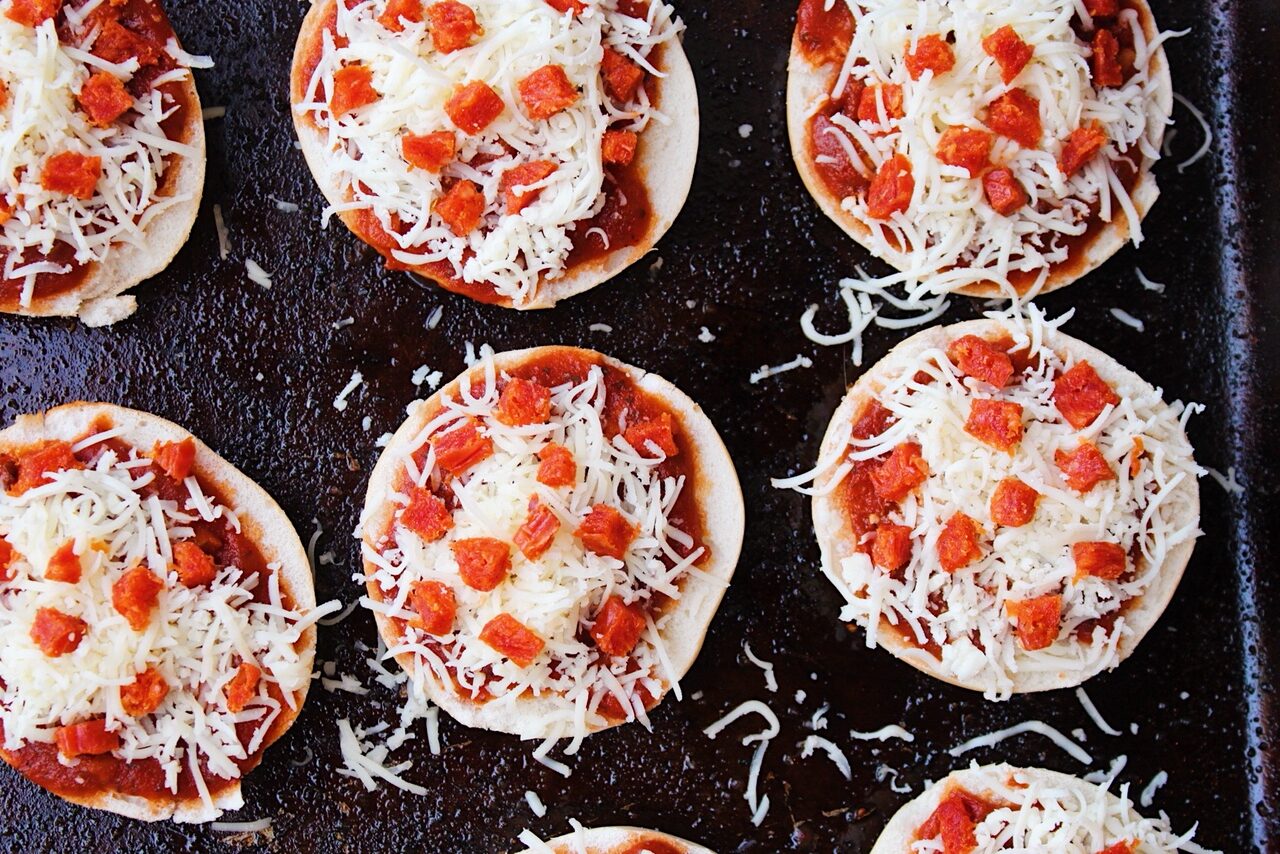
[519,826,714,854]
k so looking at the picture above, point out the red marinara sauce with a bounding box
[0,425,292,802]
[613,839,686,854]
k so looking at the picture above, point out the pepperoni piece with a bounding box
[866,153,914,220]
[982,25,1033,84]
[1084,0,1119,17]
[870,441,928,502]
[402,487,454,542]
[947,335,1014,387]
[1091,29,1123,88]
[152,437,195,482]
[1053,361,1119,428]
[514,497,561,560]
[5,0,60,26]
[330,64,379,117]
[982,168,1028,216]
[1096,843,1136,854]
[56,719,119,758]
[1072,541,1126,580]
[433,179,485,234]
[602,129,638,166]
[479,613,544,666]
[904,34,955,81]
[452,537,511,591]
[544,0,586,14]
[0,537,14,584]
[1129,436,1145,477]
[623,413,678,458]
[120,666,169,717]
[41,151,101,200]
[430,418,493,474]
[91,19,161,66]
[519,64,578,120]
[445,80,504,134]
[426,0,481,52]
[857,83,904,123]
[77,71,132,127]
[9,440,83,495]
[937,512,983,573]
[1060,122,1108,176]
[113,566,163,631]
[402,131,456,172]
[964,399,1024,452]
[601,47,645,103]
[499,161,558,215]
[871,522,913,572]
[575,504,636,561]
[0,194,13,226]
[590,595,645,657]
[171,540,216,588]
[225,662,262,712]
[537,443,576,487]
[378,0,423,32]
[916,787,997,854]
[493,377,551,426]
[990,478,1039,527]
[1006,594,1062,650]
[30,607,87,657]
[1056,440,1116,492]
[407,580,456,635]
[986,89,1041,149]
[45,540,81,583]
[795,0,853,65]
[937,127,993,178]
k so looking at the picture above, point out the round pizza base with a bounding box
[290,0,699,310]
[519,826,714,854]
[784,0,1173,299]
[362,346,745,740]
[811,318,1199,695]
[0,403,318,823]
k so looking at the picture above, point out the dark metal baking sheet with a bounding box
[2,0,1277,851]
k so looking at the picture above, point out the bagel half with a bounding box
[519,826,714,854]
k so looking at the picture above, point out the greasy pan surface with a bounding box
[1,0,1277,850]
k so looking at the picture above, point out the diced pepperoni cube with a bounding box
[120,666,169,717]
[983,168,1028,216]
[1096,843,1136,854]
[1084,0,1119,17]
[1091,29,1123,88]
[870,441,928,502]
[1060,122,1108,176]
[1006,594,1062,650]
[1053,361,1119,428]
[495,376,552,425]
[445,80,504,134]
[544,0,585,13]
[378,0,423,31]
[433,179,486,234]
[152,437,195,482]
[519,64,578,120]
[56,719,119,758]
[916,787,996,854]
[857,83,904,123]
[225,662,262,712]
[986,88,1041,148]
[5,0,60,27]
[990,478,1039,527]
[871,522,913,572]
[624,413,678,458]
[601,47,645,103]
[0,194,13,226]
[426,1,481,53]
[77,72,132,127]
[514,497,560,560]
[937,512,983,572]
[430,418,493,474]
[479,613,544,666]
[1129,436,1145,477]
[30,607,87,657]
[9,440,82,495]
[866,153,914,219]
[602,129,638,165]
[45,540,82,583]
[964,398,1024,452]
[0,537,14,583]
[537,443,576,487]
[330,64,380,117]
[499,160,558,215]
[401,487,454,542]
[41,151,101,200]
[407,580,456,635]
[171,540,216,588]
[904,34,955,81]
[982,25,1033,84]
[936,127,993,177]
[451,537,511,591]
[402,131,456,172]
[590,595,645,657]
[947,335,1014,387]
[91,19,161,66]
[1055,440,1116,492]
[1072,541,1126,580]
[112,566,163,631]
[575,504,636,561]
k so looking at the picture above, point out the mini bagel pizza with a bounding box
[807,311,1200,698]
[519,826,714,854]
[0,0,206,326]
[0,404,334,822]
[870,764,1209,853]
[290,0,698,309]
[360,346,743,742]
[787,0,1174,297]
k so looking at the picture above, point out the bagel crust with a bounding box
[519,825,714,854]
